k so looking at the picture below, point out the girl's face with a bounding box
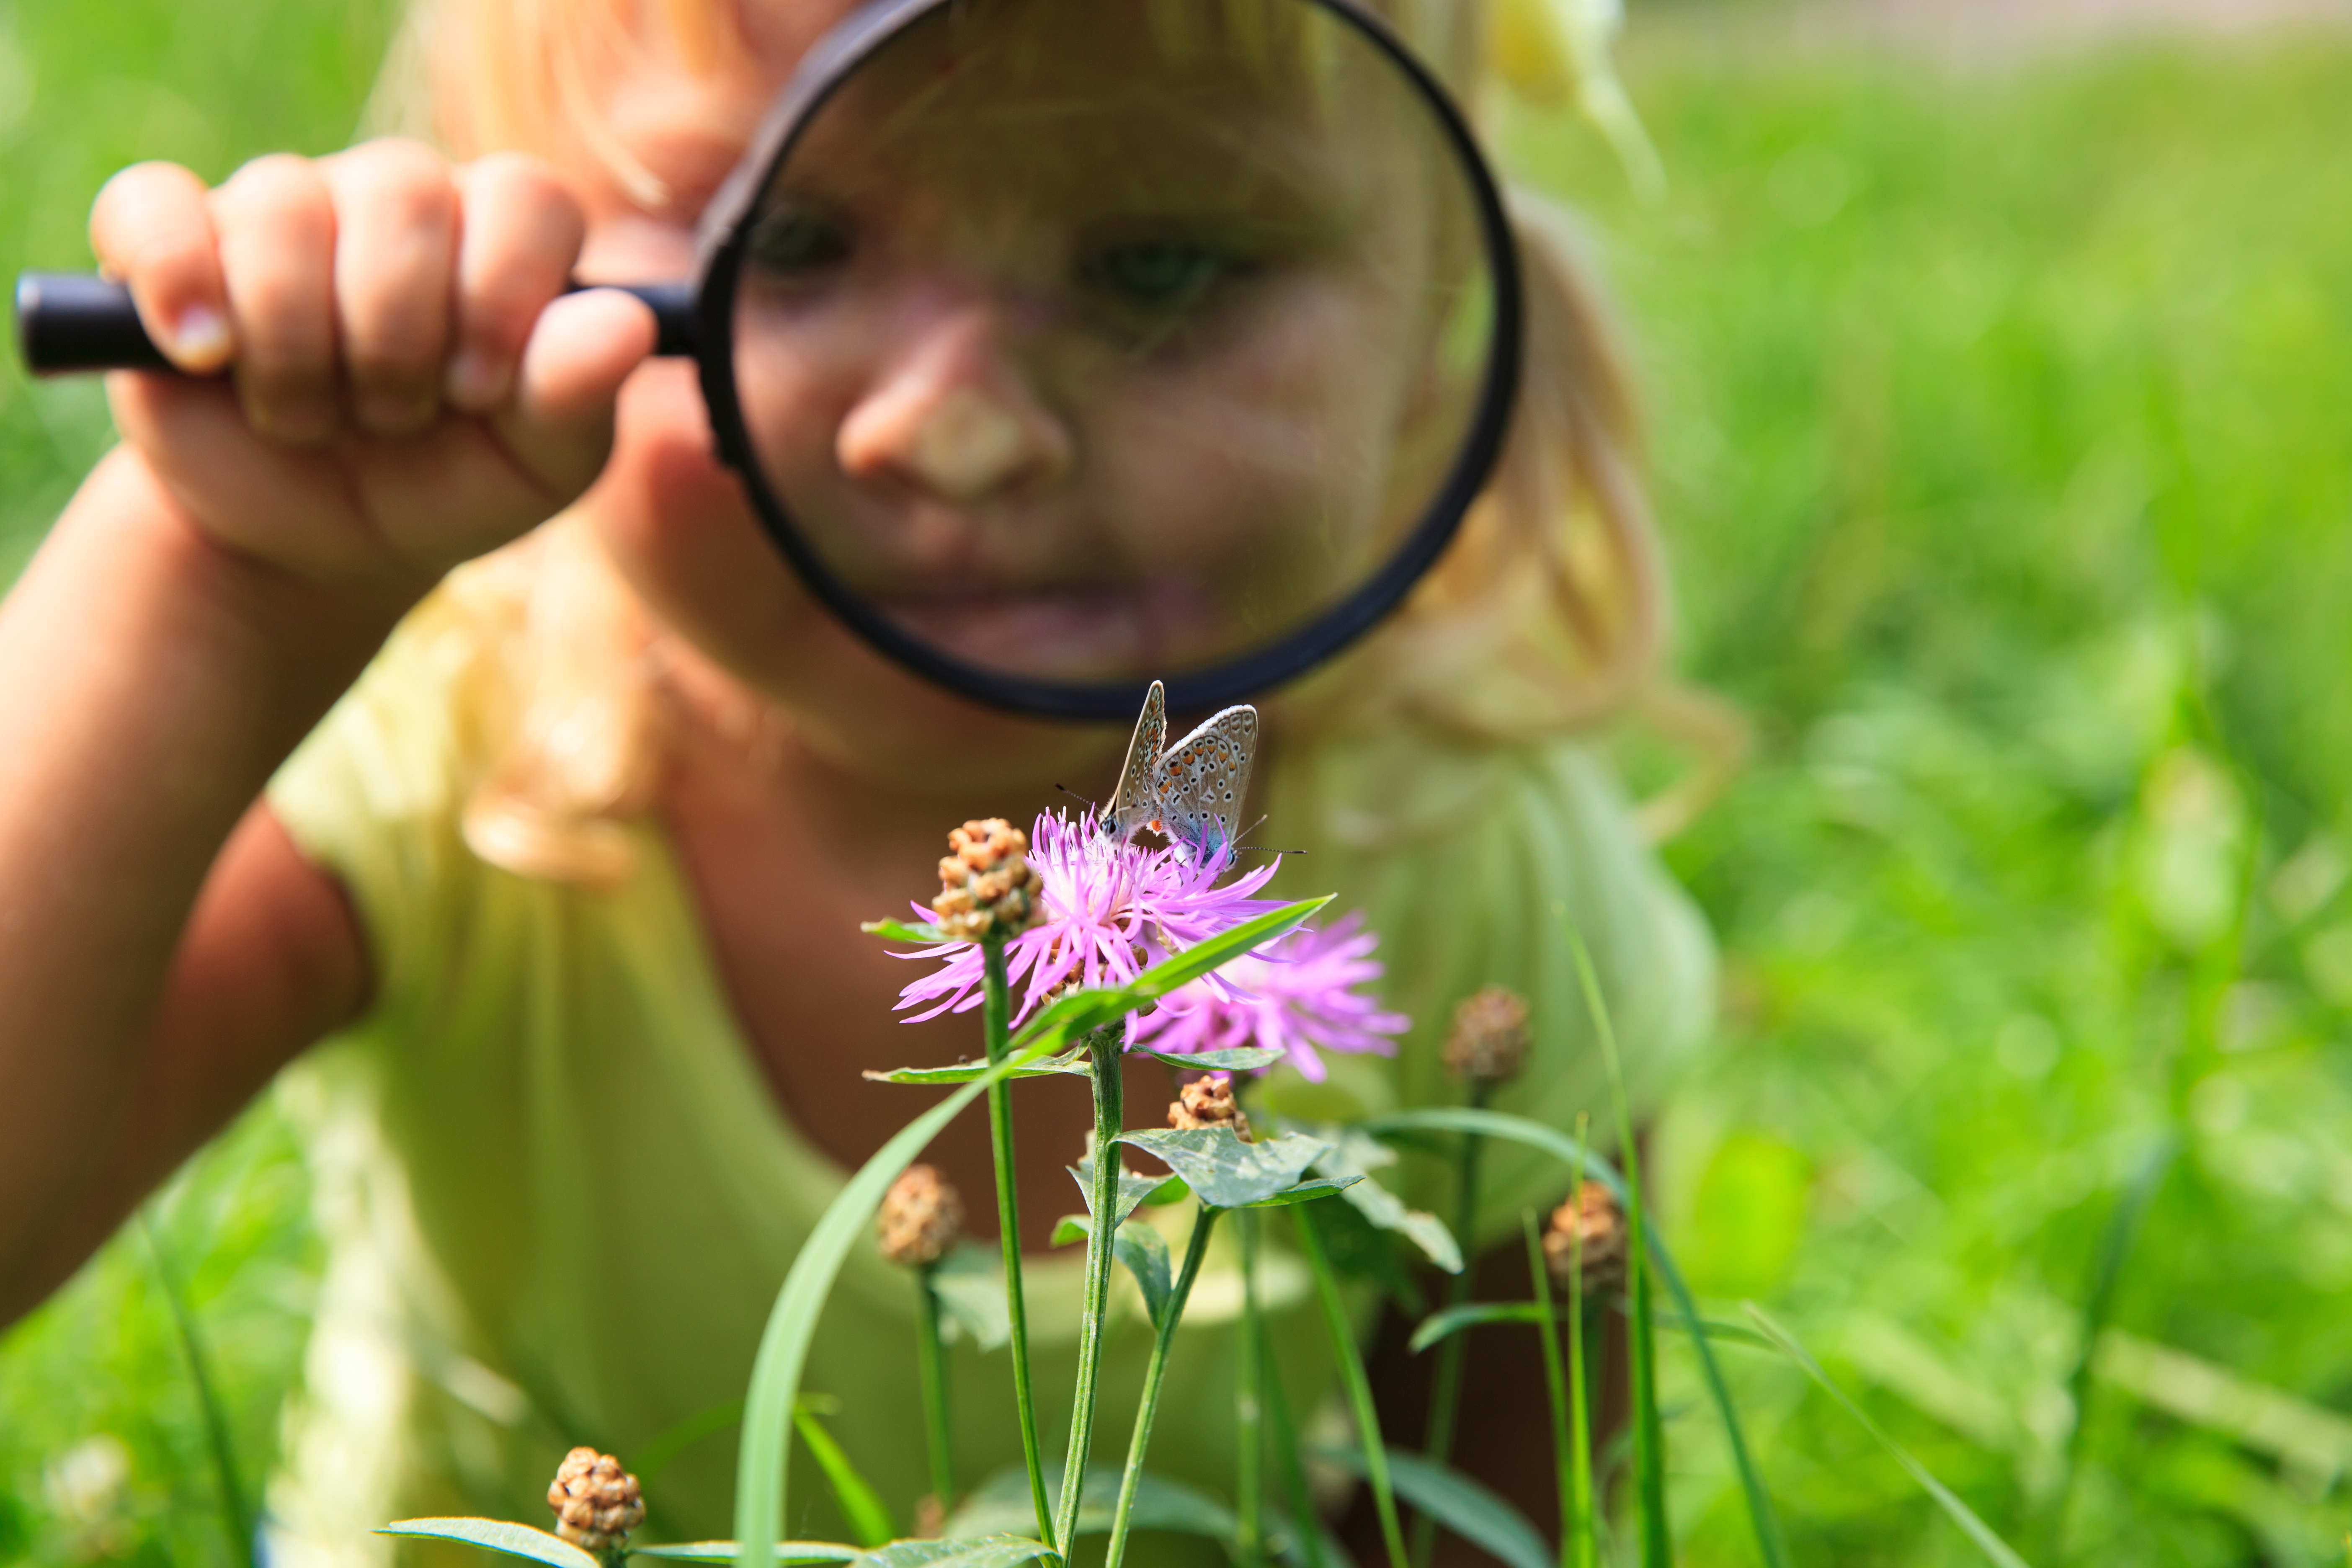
[575,0,1485,788]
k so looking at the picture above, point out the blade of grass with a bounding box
[1567,1118,1597,1568]
[141,1212,252,1567]
[1295,1199,1408,1568]
[2050,1130,2180,1550]
[1411,1083,1490,1568]
[1522,1212,1575,1568]
[1558,923,1664,1568]
[795,1400,898,1546]
[1743,1306,2034,1568]
[738,898,1329,1568]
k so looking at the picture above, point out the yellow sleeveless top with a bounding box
[258,592,1713,1566]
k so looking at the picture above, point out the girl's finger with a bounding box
[495,288,660,497]
[88,162,233,374]
[321,140,458,436]
[209,155,340,444]
[446,154,588,414]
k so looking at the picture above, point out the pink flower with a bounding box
[893,811,1284,1024]
[1126,912,1408,1082]
[893,814,1408,1083]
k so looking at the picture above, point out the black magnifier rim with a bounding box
[691,0,1523,723]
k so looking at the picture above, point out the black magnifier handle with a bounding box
[12,272,699,374]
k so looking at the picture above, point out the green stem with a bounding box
[1261,1311,1329,1568]
[1411,1084,1491,1568]
[914,1265,957,1518]
[1297,1202,1408,1568]
[979,937,1054,1546]
[1055,1026,1127,1555]
[1237,1207,1266,1568]
[1104,1207,1222,1568]
[1521,1214,1575,1568]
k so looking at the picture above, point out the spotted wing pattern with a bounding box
[1096,680,1168,843]
[1149,704,1259,861]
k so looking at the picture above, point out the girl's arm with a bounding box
[0,143,655,1319]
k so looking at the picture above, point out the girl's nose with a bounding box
[836,312,1075,504]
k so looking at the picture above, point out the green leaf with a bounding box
[1115,1127,1330,1210]
[862,918,947,944]
[1238,1176,1362,1210]
[945,1466,1237,1544]
[632,1547,859,1564]
[1067,1152,1183,1228]
[1744,1306,2034,1568]
[1130,1046,1287,1075]
[1051,1214,1173,1329]
[1407,1301,1777,1356]
[1300,1125,1460,1273]
[377,1519,599,1567]
[795,1400,897,1547]
[864,1049,1088,1086]
[737,902,1328,1568]
[928,1245,1013,1353]
[851,1536,1059,1568]
[1310,1448,1550,1568]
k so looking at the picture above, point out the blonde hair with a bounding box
[373,0,1733,883]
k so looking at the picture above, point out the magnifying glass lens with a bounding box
[727,0,1498,688]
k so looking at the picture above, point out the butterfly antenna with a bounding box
[1233,815,1305,859]
[1056,783,1100,812]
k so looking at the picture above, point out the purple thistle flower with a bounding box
[893,811,1283,1024]
[892,813,1407,1083]
[1126,911,1408,1083]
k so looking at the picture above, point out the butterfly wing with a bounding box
[1150,704,1259,860]
[1096,680,1168,843]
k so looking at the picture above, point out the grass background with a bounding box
[3,0,2351,1563]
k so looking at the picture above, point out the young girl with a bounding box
[0,0,1713,1561]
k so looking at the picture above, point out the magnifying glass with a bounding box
[13,0,1520,722]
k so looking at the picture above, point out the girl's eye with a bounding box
[1081,240,1238,315]
[746,204,853,278]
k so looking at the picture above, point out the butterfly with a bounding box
[1096,679,1260,861]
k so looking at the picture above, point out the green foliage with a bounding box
[851,1535,1057,1568]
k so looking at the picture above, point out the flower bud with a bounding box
[932,819,1040,942]
[878,1163,965,1268]
[1443,985,1532,1087]
[1167,1073,1251,1140]
[547,1448,645,1558]
[1542,1181,1627,1294]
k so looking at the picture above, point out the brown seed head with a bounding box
[547,1447,645,1556]
[932,818,1039,942]
[1443,985,1533,1087]
[878,1163,965,1267]
[1542,1181,1627,1294]
[1168,1073,1251,1140]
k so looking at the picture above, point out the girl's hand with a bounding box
[88,141,656,586]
